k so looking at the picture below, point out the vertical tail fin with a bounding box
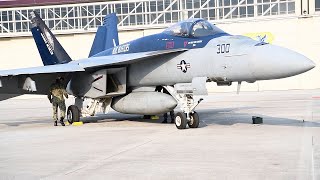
[89,13,119,57]
[30,11,72,66]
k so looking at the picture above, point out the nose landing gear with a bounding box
[174,111,200,129]
[165,86,204,129]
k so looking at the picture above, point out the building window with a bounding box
[316,0,320,11]
[0,0,297,37]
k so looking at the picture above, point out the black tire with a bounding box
[188,112,199,128]
[175,112,187,129]
[67,105,80,124]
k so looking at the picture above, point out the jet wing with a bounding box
[78,49,187,69]
[0,49,187,77]
[0,63,85,76]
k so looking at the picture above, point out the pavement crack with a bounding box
[101,139,153,161]
[64,166,86,175]
[63,130,179,176]
[311,136,315,180]
[64,138,154,175]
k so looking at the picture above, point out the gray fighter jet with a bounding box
[0,12,315,129]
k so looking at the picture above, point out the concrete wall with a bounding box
[0,16,319,93]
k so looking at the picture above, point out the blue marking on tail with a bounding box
[89,13,119,57]
[31,27,58,66]
[30,11,72,66]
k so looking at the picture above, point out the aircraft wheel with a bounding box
[175,112,187,129]
[188,112,199,128]
[67,105,80,124]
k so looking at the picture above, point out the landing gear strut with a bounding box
[165,86,204,129]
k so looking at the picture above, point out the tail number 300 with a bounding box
[217,44,230,54]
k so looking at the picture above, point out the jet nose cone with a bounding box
[251,44,316,80]
[284,52,315,75]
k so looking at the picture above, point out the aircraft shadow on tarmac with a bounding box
[2,119,51,127]
[81,107,320,128]
[2,107,319,128]
[196,108,320,128]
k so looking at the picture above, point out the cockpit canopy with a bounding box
[163,19,226,37]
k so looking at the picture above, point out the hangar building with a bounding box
[0,0,319,92]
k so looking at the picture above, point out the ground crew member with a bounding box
[48,77,68,126]
[155,86,175,123]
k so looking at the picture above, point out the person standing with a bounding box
[48,77,68,126]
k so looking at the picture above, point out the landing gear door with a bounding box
[174,77,208,95]
[191,77,208,95]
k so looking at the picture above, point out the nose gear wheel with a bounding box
[188,112,199,128]
[175,112,187,129]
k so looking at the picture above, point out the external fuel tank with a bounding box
[111,92,177,115]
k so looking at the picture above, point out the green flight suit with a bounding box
[48,81,68,121]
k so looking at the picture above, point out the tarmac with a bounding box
[0,90,319,180]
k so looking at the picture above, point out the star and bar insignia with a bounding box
[177,60,191,73]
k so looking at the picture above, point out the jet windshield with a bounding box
[163,19,225,37]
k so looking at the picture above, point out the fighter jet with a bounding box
[0,11,315,129]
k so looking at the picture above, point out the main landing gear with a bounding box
[67,105,80,124]
[67,97,112,124]
[164,86,203,129]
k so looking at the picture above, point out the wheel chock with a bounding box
[72,122,84,126]
[65,121,83,126]
[151,115,159,120]
[252,116,263,124]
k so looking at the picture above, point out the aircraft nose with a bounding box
[250,44,315,80]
